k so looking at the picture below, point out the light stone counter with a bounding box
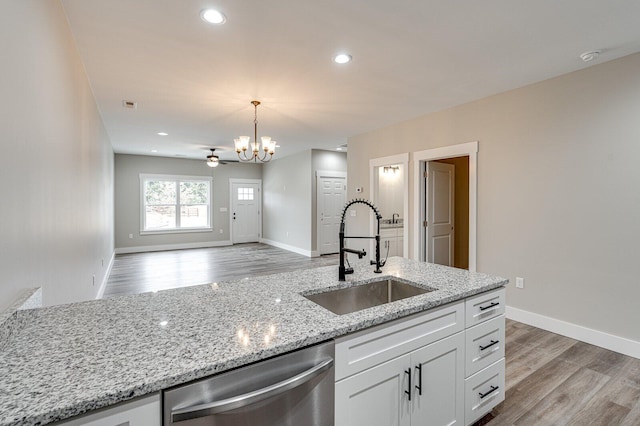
[0,258,507,426]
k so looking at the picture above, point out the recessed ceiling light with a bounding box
[200,9,226,25]
[580,50,601,62]
[333,54,352,64]
[157,132,168,136]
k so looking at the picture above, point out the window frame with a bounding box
[139,173,213,235]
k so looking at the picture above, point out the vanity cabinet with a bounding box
[334,287,505,426]
[54,394,160,426]
[380,227,403,257]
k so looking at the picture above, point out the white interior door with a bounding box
[318,175,346,255]
[231,181,261,244]
[426,162,455,266]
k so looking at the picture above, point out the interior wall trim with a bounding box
[114,240,232,255]
[261,238,317,258]
[96,251,115,300]
[506,305,640,359]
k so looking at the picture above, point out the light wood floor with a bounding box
[104,244,640,425]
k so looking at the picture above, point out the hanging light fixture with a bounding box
[234,100,277,162]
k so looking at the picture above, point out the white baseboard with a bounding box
[506,305,640,359]
[261,238,314,257]
[96,251,115,300]
[115,240,232,254]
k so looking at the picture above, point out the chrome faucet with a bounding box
[339,199,385,281]
[392,213,400,224]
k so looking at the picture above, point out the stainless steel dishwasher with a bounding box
[163,341,335,425]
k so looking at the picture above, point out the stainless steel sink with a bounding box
[304,279,433,315]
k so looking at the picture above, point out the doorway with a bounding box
[370,153,409,259]
[230,179,262,244]
[413,142,477,271]
[317,171,347,255]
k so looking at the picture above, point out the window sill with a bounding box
[140,228,213,236]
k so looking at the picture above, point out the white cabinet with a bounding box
[463,288,506,425]
[380,227,402,257]
[335,302,465,426]
[336,353,411,426]
[335,287,506,426]
[54,394,160,426]
[336,332,464,426]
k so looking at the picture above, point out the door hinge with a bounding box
[423,171,428,178]
[423,220,428,227]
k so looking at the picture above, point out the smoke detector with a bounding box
[579,51,601,62]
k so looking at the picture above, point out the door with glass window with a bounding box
[231,180,261,244]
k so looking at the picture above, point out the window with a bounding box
[237,187,254,200]
[140,174,212,233]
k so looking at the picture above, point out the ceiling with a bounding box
[61,0,640,162]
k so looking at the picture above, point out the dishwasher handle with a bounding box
[171,358,334,422]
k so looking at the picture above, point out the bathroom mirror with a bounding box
[370,153,409,259]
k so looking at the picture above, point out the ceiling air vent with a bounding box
[122,100,137,109]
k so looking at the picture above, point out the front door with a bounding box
[318,175,346,254]
[231,180,261,244]
[426,162,455,266]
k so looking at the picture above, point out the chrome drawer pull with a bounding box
[479,385,499,399]
[479,340,499,351]
[479,301,499,311]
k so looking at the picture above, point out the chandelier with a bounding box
[234,100,277,163]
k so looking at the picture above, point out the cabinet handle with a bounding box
[404,368,412,401]
[415,364,422,396]
[479,340,499,351]
[479,385,499,399]
[479,301,499,311]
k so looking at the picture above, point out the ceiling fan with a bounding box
[206,148,235,167]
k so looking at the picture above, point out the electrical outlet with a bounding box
[516,277,524,289]
[219,229,223,234]
[128,233,133,239]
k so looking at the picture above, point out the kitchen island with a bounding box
[0,257,507,425]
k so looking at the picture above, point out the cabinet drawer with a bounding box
[465,315,505,377]
[335,301,464,380]
[55,394,160,425]
[464,358,505,426]
[464,288,505,328]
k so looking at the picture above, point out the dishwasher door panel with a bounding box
[163,341,335,426]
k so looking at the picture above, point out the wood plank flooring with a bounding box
[481,319,640,425]
[104,243,339,297]
[104,245,640,425]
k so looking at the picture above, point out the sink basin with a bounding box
[304,279,433,315]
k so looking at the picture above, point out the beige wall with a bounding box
[263,149,347,254]
[263,150,313,251]
[114,154,261,250]
[435,157,469,269]
[348,53,640,341]
[0,0,114,309]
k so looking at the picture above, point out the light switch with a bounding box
[350,210,357,217]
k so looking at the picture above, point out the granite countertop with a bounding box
[0,258,507,426]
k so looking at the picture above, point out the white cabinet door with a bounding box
[336,354,411,426]
[410,332,465,426]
